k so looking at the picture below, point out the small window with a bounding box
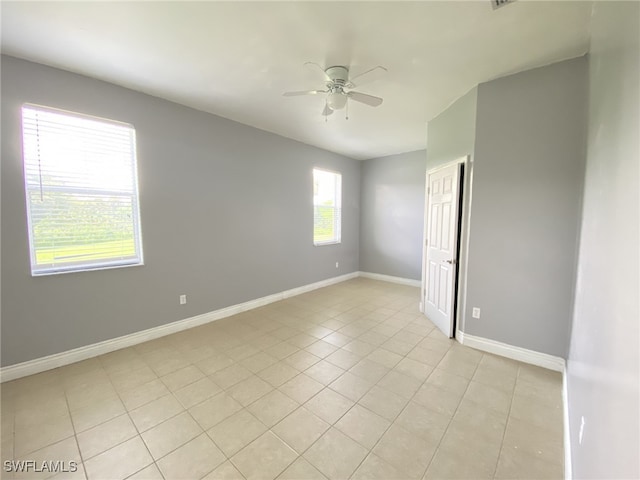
[21,105,143,275]
[313,168,342,245]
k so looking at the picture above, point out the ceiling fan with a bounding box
[283,62,387,118]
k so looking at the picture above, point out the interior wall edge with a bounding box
[358,271,421,287]
[563,364,573,480]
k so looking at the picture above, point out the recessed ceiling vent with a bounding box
[492,0,516,10]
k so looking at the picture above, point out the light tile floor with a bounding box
[0,278,564,480]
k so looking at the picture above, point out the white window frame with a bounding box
[313,168,342,246]
[21,104,144,276]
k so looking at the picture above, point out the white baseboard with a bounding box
[0,272,359,383]
[456,330,571,477]
[563,364,572,479]
[358,271,421,287]
[456,330,565,372]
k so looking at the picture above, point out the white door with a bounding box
[424,163,461,338]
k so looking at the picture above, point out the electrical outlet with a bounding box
[179,294,187,305]
[335,261,339,268]
[472,307,481,319]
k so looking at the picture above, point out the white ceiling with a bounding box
[1,1,593,160]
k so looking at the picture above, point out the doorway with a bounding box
[421,157,469,338]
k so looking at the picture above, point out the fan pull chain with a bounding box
[345,99,349,120]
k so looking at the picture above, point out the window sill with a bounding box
[32,261,144,277]
[313,241,341,247]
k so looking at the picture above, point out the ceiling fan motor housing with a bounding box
[325,66,349,84]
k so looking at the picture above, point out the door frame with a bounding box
[420,155,473,339]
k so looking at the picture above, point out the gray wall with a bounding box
[567,2,639,478]
[359,150,426,280]
[425,87,478,337]
[426,88,478,171]
[1,55,360,367]
[464,58,587,357]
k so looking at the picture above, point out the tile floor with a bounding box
[0,278,564,480]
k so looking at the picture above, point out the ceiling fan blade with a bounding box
[348,66,387,88]
[283,90,326,97]
[347,91,383,107]
[322,104,334,117]
[304,61,331,82]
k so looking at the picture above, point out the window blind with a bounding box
[21,105,143,275]
[313,168,342,245]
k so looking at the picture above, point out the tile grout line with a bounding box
[120,357,263,479]
[62,373,91,480]
[99,357,167,480]
[248,300,425,478]
[6,283,473,480]
[489,363,521,479]
[156,301,365,479]
[10,375,77,462]
[296,320,413,477]
[413,343,479,480]
[99,348,236,478]
[343,330,457,479]
[175,318,336,480]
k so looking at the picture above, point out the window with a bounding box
[313,168,342,245]
[21,105,143,275]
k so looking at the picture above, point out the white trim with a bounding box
[457,329,571,478]
[457,155,474,334]
[425,157,467,175]
[563,364,572,479]
[358,271,421,287]
[457,331,565,372]
[0,272,359,383]
[422,156,472,337]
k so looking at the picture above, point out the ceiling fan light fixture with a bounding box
[283,63,386,117]
[327,91,347,111]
